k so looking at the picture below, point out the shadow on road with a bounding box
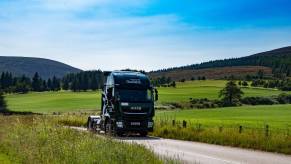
[116,135,160,141]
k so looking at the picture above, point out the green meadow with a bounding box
[5,80,286,113]
[156,104,291,129]
[3,80,291,155]
[5,91,101,113]
[157,80,285,103]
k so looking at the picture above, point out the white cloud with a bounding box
[0,0,291,71]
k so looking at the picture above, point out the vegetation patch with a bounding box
[151,123,291,154]
[0,115,169,164]
[153,105,291,154]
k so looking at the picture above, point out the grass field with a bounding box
[5,80,287,113]
[2,80,291,155]
[5,91,101,113]
[156,104,291,129]
[153,104,291,154]
[55,105,291,155]
[0,115,171,164]
[158,80,285,103]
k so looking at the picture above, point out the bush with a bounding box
[189,98,222,109]
[277,93,291,104]
[241,97,277,105]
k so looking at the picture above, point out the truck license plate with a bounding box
[131,122,140,126]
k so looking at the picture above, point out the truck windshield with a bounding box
[117,89,152,102]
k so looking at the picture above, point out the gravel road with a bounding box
[71,127,291,164]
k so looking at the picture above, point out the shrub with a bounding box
[277,93,291,104]
[189,98,222,109]
[241,97,277,105]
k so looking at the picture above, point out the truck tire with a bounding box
[140,131,148,137]
[116,131,123,137]
[105,121,112,135]
[87,118,91,131]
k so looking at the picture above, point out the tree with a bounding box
[0,91,7,112]
[42,80,48,91]
[14,82,30,94]
[242,81,248,87]
[91,76,99,91]
[170,81,176,88]
[219,80,244,106]
[32,72,42,91]
[257,70,264,79]
[238,81,242,86]
[47,78,52,91]
[52,76,61,91]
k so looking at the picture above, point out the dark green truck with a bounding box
[87,71,158,136]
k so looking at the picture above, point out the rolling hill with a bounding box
[0,56,81,79]
[150,46,291,80]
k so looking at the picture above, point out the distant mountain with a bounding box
[0,56,82,79]
[150,46,291,80]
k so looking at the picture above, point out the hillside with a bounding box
[150,66,272,81]
[150,46,291,80]
[0,56,81,79]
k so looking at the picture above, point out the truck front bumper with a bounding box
[115,119,153,132]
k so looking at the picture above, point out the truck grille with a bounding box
[121,107,149,114]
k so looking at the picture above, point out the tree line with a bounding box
[0,71,104,94]
[0,72,61,93]
[62,71,104,91]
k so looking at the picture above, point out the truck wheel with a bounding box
[87,118,91,131]
[105,122,112,135]
[116,131,123,137]
[140,131,148,137]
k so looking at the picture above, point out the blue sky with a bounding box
[0,0,291,71]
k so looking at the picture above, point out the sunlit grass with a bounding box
[0,115,170,164]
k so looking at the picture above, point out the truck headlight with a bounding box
[148,121,154,128]
[116,121,123,128]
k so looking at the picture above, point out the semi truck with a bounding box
[87,71,158,136]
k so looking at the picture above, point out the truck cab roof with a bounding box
[106,71,151,89]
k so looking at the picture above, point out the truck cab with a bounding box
[88,71,158,136]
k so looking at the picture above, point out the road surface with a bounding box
[71,127,291,164]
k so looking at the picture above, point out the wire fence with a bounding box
[154,116,291,137]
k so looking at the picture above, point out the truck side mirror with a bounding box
[154,89,158,101]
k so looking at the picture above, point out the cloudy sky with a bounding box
[0,0,291,71]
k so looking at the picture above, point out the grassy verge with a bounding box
[151,121,291,154]
[0,153,11,164]
[0,115,171,164]
[55,105,291,155]
[153,105,291,154]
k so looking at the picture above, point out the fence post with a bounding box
[198,123,201,131]
[182,120,187,128]
[219,126,223,132]
[239,125,243,134]
[265,125,269,137]
[172,120,175,126]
